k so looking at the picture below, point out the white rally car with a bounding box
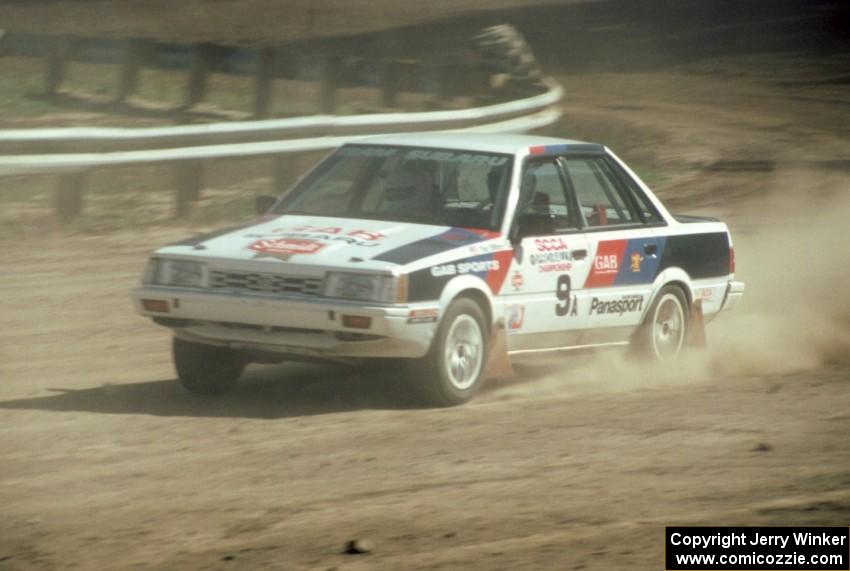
[133,133,744,405]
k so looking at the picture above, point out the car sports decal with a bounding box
[373,227,501,265]
[585,233,730,288]
[408,250,513,302]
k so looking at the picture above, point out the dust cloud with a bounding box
[709,170,850,375]
[485,169,850,402]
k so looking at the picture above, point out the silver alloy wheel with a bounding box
[443,314,484,390]
[652,293,685,359]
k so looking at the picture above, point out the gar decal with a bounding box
[589,295,644,316]
[584,238,665,288]
[584,234,731,289]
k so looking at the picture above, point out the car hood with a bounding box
[155,214,502,273]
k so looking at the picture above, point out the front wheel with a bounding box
[411,298,489,407]
[172,337,246,395]
[633,285,690,360]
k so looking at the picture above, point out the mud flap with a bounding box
[484,319,515,379]
[687,299,706,348]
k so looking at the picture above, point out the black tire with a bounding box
[172,337,246,395]
[411,298,489,407]
[632,285,690,360]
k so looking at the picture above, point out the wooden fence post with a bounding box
[185,44,213,108]
[434,63,461,101]
[53,172,87,221]
[272,155,298,194]
[174,161,203,217]
[379,60,399,109]
[252,47,276,118]
[320,56,342,114]
[116,39,146,103]
[45,37,73,101]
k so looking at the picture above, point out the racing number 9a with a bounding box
[555,275,571,316]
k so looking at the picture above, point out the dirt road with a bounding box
[1,222,849,570]
[2,12,850,571]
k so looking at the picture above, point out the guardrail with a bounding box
[0,78,562,219]
[1,25,560,220]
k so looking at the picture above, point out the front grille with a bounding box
[209,270,322,297]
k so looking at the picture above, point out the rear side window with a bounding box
[564,157,638,227]
[602,160,664,224]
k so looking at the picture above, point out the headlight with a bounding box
[144,258,206,288]
[323,272,406,303]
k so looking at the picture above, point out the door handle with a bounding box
[572,249,588,260]
[643,243,658,256]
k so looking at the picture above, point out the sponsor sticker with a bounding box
[338,146,398,158]
[533,237,569,252]
[507,304,525,331]
[589,294,644,316]
[253,225,385,248]
[248,238,325,260]
[511,270,524,291]
[529,237,573,272]
[630,252,643,272]
[593,253,619,274]
[403,149,510,166]
[408,308,439,324]
[431,259,501,277]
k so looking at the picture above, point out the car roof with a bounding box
[356,132,598,155]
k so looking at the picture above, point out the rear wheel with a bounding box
[412,298,489,407]
[634,285,689,360]
[172,337,246,395]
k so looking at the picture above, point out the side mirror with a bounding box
[254,194,278,215]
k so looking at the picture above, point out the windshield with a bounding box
[274,145,513,231]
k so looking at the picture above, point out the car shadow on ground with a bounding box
[0,362,428,419]
[0,361,558,419]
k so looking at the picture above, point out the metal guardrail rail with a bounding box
[0,80,562,175]
[1,71,561,220]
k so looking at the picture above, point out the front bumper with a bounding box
[132,286,438,359]
[721,280,745,312]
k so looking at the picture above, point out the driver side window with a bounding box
[515,160,575,237]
